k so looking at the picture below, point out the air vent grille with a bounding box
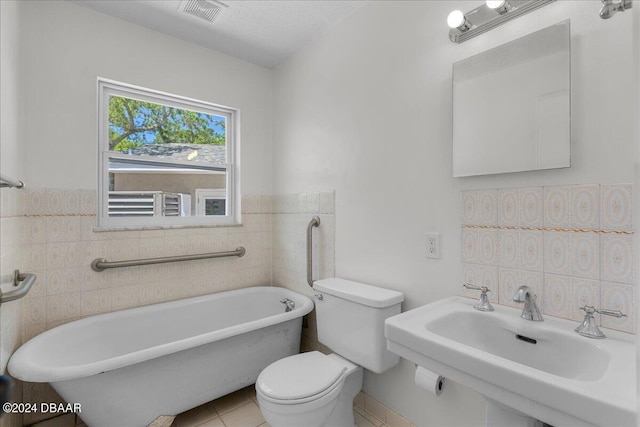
[182,0,225,23]
[108,191,183,217]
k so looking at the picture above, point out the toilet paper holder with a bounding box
[414,364,445,396]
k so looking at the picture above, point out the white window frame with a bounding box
[97,78,241,228]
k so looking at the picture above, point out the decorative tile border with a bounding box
[462,224,633,235]
[461,184,635,334]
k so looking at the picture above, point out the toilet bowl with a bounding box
[256,278,404,427]
[256,352,363,427]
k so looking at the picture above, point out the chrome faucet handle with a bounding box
[575,306,627,339]
[593,307,627,318]
[462,283,494,312]
[280,298,295,312]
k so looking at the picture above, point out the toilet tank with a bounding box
[313,278,404,374]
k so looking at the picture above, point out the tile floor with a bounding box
[31,386,400,427]
[171,386,267,427]
[172,386,402,427]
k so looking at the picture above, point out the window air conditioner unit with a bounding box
[108,191,190,217]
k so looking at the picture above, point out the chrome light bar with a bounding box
[449,0,556,44]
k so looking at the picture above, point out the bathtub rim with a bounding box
[9,285,314,383]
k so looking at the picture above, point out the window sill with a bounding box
[93,223,243,232]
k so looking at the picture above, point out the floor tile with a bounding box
[212,388,252,415]
[364,395,386,424]
[219,401,265,427]
[32,414,76,427]
[243,384,258,402]
[355,410,379,427]
[195,417,224,427]
[354,406,383,427]
[148,415,176,427]
[76,415,88,427]
[172,402,218,427]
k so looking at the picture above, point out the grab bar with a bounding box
[0,270,36,304]
[91,247,246,272]
[307,216,320,287]
[0,173,24,189]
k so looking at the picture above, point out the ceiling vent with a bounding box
[179,0,228,23]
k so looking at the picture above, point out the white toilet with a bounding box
[256,278,404,427]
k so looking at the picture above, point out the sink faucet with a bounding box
[575,306,627,339]
[512,286,543,321]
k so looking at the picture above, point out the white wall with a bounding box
[0,0,23,369]
[19,0,273,194]
[0,0,23,179]
[273,1,635,425]
[0,2,25,426]
[633,1,640,418]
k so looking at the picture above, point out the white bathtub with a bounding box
[9,286,313,427]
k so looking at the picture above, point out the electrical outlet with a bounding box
[425,233,440,259]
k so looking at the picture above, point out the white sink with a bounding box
[385,297,636,427]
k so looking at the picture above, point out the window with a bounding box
[97,79,239,228]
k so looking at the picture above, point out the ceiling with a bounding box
[71,0,366,69]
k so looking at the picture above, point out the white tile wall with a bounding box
[271,191,335,353]
[544,186,571,228]
[461,184,635,334]
[498,189,519,226]
[272,191,335,294]
[600,184,633,231]
[17,189,274,340]
[571,185,599,229]
[0,188,26,427]
[519,187,543,227]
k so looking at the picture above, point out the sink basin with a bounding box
[426,309,610,381]
[385,297,636,427]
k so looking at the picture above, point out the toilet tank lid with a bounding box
[313,278,404,308]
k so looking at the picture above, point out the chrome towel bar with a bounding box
[91,247,246,272]
[0,270,36,304]
[307,216,320,287]
[0,173,24,189]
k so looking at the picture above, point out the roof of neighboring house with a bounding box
[127,143,227,164]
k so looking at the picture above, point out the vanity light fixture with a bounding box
[448,0,556,43]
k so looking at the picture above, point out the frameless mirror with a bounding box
[453,20,570,177]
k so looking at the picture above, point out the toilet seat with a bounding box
[256,352,347,405]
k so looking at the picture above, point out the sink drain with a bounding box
[515,334,537,344]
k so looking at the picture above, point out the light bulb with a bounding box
[486,0,506,9]
[447,10,469,30]
[486,0,511,14]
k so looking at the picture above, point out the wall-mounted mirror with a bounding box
[453,20,570,177]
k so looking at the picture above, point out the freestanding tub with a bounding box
[9,286,313,427]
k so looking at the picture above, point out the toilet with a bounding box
[256,278,404,427]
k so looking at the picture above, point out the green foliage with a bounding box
[108,96,226,150]
[113,140,142,152]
